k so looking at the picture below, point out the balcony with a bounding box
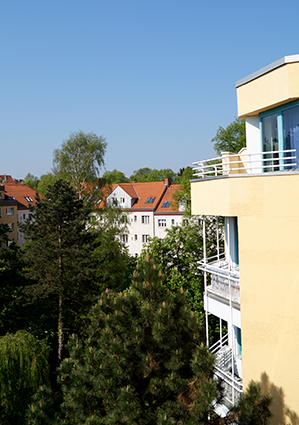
[210,334,243,407]
[199,255,240,305]
[193,148,297,179]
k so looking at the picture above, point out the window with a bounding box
[142,215,149,224]
[120,197,125,203]
[142,235,149,243]
[161,201,171,208]
[260,100,299,170]
[29,214,33,221]
[171,219,175,226]
[6,207,14,216]
[122,234,128,243]
[11,223,14,231]
[158,219,166,227]
[23,213,26,219]
[24,196,33,202]
[145,197,155,204]
[134,215,137,222]
[183,219,188,226]
[134,234,137,240]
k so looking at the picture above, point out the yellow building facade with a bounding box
[191,55,299,422]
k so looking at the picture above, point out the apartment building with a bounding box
[191,55,299,421]
[102,178,183,256]
[0,176,40,247]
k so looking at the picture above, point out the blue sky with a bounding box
[2,0,299,179]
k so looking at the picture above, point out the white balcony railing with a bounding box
[210,334,243,406]
[199,257,240,304]
[193,149,297,179]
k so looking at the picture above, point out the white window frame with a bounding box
[158,219,166,227]
[142,215,149,224]
[6,207,14,216]
[142,234,149,243]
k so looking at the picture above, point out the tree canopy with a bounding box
[23,173,40,190]
[26,255,222,424]
[53,131,107,197]
[211,117,246,155]
[0,330,49,424]
[20,180,96,362]
[130,167,153,182]
[102,169,129,184]
[37,173,57,195]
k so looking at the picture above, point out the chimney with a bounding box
[164,178,171,187]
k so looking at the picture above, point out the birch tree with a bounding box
[53,131,107,198]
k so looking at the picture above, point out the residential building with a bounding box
[191,55,299,421]
[0,176,40,247]
[101,178,183,256]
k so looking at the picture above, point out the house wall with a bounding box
[127,211,155,256]
[0,203,18,245]
[237,61,299,118]
[126,211,183,256]
[191,173,299,417]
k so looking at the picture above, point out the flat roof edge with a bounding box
[235,55,299,88]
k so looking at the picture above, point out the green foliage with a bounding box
[102,169,129,184]
[130,167,153,182]
[53,130,107,197]
[0,330,49,424]
[228,382,273,424]
[27,255,222,424]
[139,221,205,321]
[37,173,57,195]
[130,167,177,183]
[172,166,197,216]
[211,117,246,155]
[89,207,134,293]
[23,173,40,190]
[0,239,29,334]
[146,168,176,182]
[20,180,97,360]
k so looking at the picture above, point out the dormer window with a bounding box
[145,197,155,204]
[24,196,33,202]
[161,201,171,208]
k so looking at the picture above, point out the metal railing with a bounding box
[210,333,243,406]
[193,149,297,178]
[199,257,240,304]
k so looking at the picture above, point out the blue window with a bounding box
[145,197,155,204]
[260,100,299,171]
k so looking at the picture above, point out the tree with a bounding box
[138,219,220,332]
[20,180,96,362]
[0,330,49,424]
[26,254,222,424]
[23,173,40,190]
[102,169,129,184]
[172,166,197,216]
[228,382,273,424]
[37,173,57,195]
[53,131,107,197]
[130,167,152,182]
[146,168,177,182]
[211,117,246,155]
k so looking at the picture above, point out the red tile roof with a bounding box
[155,184,182,213]
[1,183,41,210]
[98,179,181,213]
[0,175,16,183]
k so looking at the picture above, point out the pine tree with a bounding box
[20,179,96,362]
[27,254,220,424]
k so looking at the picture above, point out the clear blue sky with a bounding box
[2,0,299,179]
